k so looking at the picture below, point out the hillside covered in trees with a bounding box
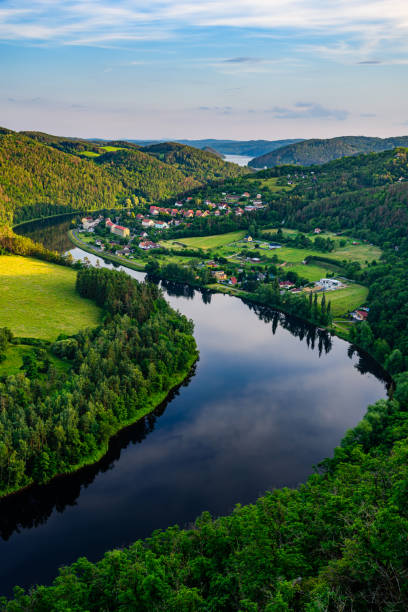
[0,129,248,225]
[142,142,250,181]
[0,130,122,225]
[249,135,408,168]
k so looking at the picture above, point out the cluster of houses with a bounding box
[134,193,267,227]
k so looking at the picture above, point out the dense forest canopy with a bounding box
[249,135,408,168]
[141,142,251,181]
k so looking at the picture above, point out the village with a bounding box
[74,196,380,324]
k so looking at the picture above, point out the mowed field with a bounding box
[161,230,246,250]
[316,284,369,316]
[262,229,381,265]
[0,256,102,340]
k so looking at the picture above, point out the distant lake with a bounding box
[1,217,390,597]
[223,154,254,166]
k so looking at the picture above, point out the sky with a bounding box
[1,0,408,140]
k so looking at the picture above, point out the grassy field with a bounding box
[261,229,381,265]
[289,263,332,282]
[79,150,100,158]
[161,230,246,250]
[100,145,124,152]
[0,345,71,376]
[0,256,102,340]
[317,284,368,316]
[257,177,295,191]
[328,244,382,265]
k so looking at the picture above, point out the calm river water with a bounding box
[1,218,389,596]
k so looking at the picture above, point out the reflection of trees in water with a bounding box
[244,301,333,356]
[160,280,196,299]
[347,345,391,387]
[159,280,214,304]
[0,367,196,542]
[15,217,77,253]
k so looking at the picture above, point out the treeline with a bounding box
[255,280,332,326]
[0,268,197,495]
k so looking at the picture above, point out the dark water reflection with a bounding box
[14,215,78,253]
[0,221,389,597]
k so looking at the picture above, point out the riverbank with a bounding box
[12,206,132,231]
[0,350,198,500]
[68,229,343,334]
[68,231,391,382]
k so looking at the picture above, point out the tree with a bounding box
[385,349,405,374]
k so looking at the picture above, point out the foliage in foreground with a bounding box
[3,391,408,610]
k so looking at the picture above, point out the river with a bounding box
[223,154,253,166]
[1,219,389,597]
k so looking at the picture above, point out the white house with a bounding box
[154,220,169,229]
[142,219,154,228]
[316,278,342,290]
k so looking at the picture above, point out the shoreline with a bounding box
[0,349,198,501]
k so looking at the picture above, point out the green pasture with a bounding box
[161,231,246,251]
[317,284,368,316]
[0,255,102,341]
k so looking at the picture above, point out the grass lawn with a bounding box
[0,345,71,377]
[257,177,295,191]
[162,230,246,250]
[328,244,382,265]
[100,145,124,152]
[79,150,101,158]
[289,263,330,282]
[317,284,368,316]
[0,255,102,341]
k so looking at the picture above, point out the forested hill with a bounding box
[254,147,408,244]
[141,142,251,181]
[94,148,200,200]
[249,135,408,168]
[134,138,303,157]
[0,130,121,225]
[0,129,247,225]
[21,131,143,156]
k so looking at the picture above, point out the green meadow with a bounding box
[161,230,246,250]
[0,255,102,341]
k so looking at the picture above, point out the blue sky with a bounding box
[1,0,408,139]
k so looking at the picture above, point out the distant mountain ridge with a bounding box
[249,135,408,168]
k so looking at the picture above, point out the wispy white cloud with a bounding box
[1,0,408,56]
[266,102,349,121]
